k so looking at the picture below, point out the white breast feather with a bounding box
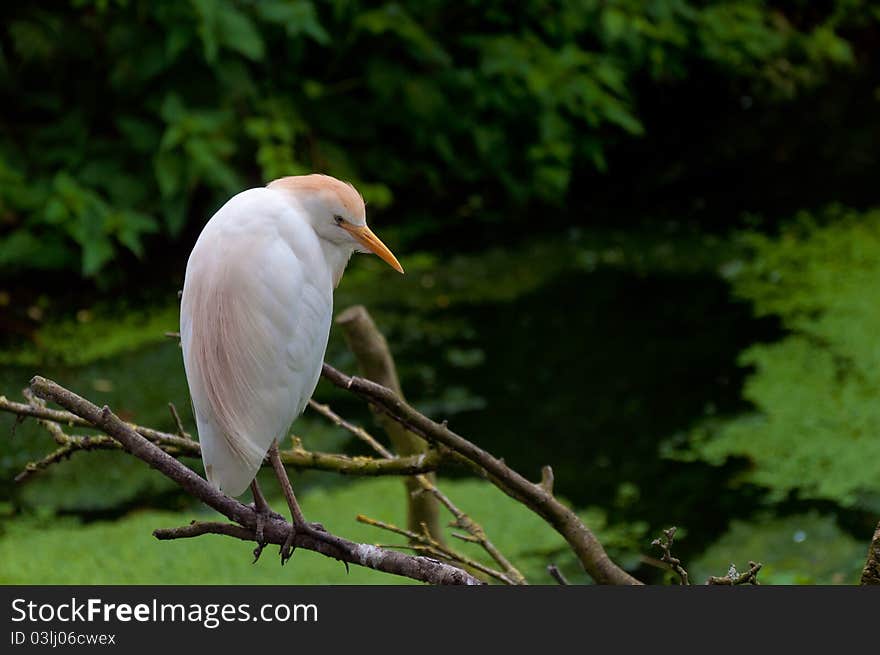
[180,189,332,496]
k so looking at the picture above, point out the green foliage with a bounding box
[1,1,870,277]
[0,303,179,367]
[0,477,643,584]
[683,208,880,508]
[689,513,866,584]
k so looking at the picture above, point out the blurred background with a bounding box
[1,0,879,584]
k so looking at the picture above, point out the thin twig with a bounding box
[547,564,570,585]
[706,561,762,586]
[356,514,513,584]
[2,393,443,480]
[13,390,129,482]
[309,397,526,584]
[167,402,191,439]
[308,399,391,457]
[16,443,76,482]
[651,527,690,585]
[414,479,526,584]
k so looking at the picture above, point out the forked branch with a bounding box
[319,363,641,585]
[0,395,444,478]
[27,376,482,586]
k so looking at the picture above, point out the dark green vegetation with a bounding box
[1,1,879,584]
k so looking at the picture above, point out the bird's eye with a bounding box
[333,214,345,225]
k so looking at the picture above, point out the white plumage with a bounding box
[180,175,403,497]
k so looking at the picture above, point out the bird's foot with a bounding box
[252,512,267,564]
[279,521,327,565]
[280,524,297,565]
[248,502,283,564]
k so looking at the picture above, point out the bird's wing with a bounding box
[180,210,331,497]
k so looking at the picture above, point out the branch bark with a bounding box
[706,561,762,585]
[309,394,525,583]
[319,363,642,585]
[336,305,443,544]
[861,521,880,585]
[652,527,689,585]
[27,376,482,586]
[355,514,513,584]
[1,395,444,478]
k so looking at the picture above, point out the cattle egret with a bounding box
[180,174,403,549]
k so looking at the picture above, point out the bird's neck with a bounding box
[320,241,354,288]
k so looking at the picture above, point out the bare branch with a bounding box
[336,305,443,543]
[319,363,642,585]
[16,443,80,483]
[13,390,129,482]
[706,561,762,585]
[154,521,254,541]
[2,394,444,479]
[547,564,570,586]
[651,527,690,585]
[9,365,638,584]
[308,395,526,584]
[356,514,513,584]
[539,465,554,494]
[308,399,391,458]
[413,478,526,584]
[1,394,194,450]
[28,376,482,586]
[167,402,191,440]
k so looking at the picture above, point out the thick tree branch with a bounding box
[319,363,642,585]
[27,376,482,586]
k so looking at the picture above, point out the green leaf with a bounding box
[0,231,75,271]
[192,0,265,62]
[256,0,329,44]
[153,151,183,198]
[80,236,115,276]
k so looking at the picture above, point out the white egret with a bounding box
[180,174,403,548]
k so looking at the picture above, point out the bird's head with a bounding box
[267,174,403,274]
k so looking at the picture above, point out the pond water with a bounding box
[0,230,781,565]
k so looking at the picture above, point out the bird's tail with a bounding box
[197,416,265,497]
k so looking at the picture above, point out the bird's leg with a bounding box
[268,443,308,525]
[249,478,273,562]
[268,443,324,564]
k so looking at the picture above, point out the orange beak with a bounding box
[342,224,404,274]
